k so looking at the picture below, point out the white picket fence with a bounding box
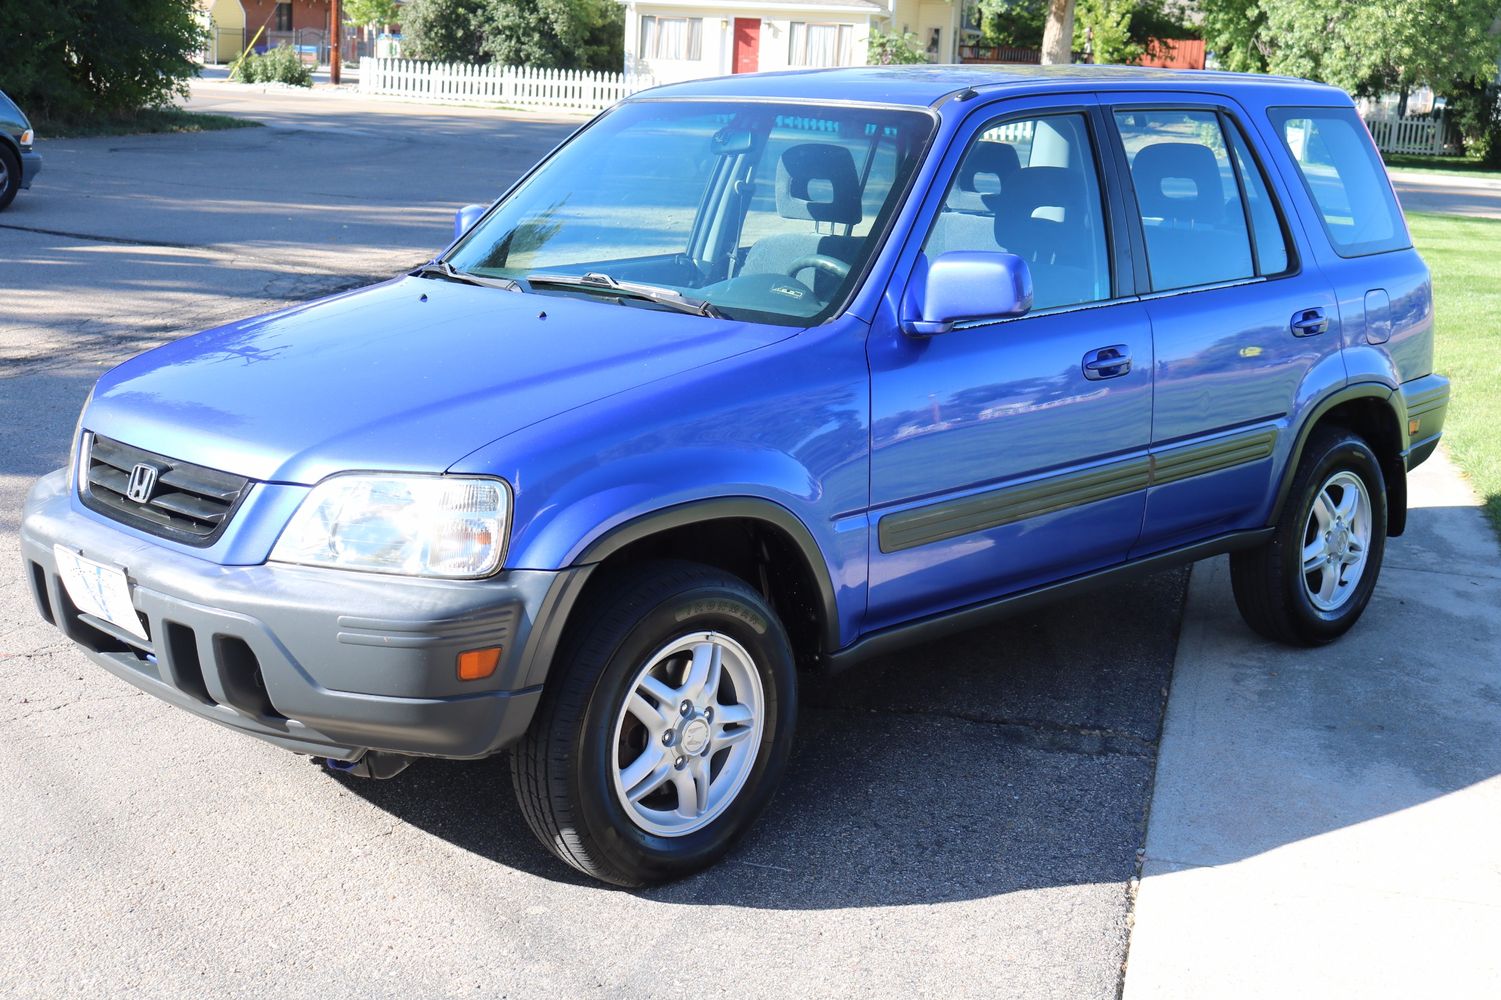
[1363,113,1460,156]
[358,57,654,113]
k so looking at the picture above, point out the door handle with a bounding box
[1083,345,1132,380]
[1290,307,1329,337]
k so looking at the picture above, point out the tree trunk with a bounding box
[1041,0,1075,65]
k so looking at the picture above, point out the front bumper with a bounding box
[20,469,577,762]
[19,148,40,188]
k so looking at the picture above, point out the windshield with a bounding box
[446,100,935,326]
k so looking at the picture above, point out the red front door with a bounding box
[732,18,760,74]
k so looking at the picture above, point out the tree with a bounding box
[401,0,489,63]
[1201,0,1500,98]
[1074,0,1137,64]
[1040,0,1076,64]
[976,0,1048,50]
[0,0,205,121]
[343,0,401,31]
[482,0,622,71]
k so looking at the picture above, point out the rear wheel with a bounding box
[511,560,797,886]
[1231,427,1387,645]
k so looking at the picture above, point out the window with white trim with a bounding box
[639,15,703,61]
[789,22,854,67]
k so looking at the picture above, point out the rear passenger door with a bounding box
[1102,99,1344,556]
[865,98,1154,632]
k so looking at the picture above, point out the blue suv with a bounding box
[20,66,1450,886]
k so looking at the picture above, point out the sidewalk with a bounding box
[1124,449,1501,997]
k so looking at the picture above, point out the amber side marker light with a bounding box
[1409,418,1422,436]
[457,647,502,681]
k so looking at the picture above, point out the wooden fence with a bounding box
[358,57,655,113]
[1363,114,1460,156]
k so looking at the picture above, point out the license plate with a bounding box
[54,545,148,642]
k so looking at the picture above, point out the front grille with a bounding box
[80,434,252,546]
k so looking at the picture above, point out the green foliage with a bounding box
[976,0,1047,50]
[867,29,931,65]
[1198,0,1268,72]
[1074,0,1138,64]
[234,43,314,87]
[343,0,402,30]
[1201,0,1500,98]
[1448,82,1501,167]
[1128,0,1201,59]
[0,0,205,121]
[403,0,491,63]
[483,0,622,70]
[979,0,1196,60]
[402,0,622,70]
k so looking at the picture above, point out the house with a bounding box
[618,1,963,83]
[197,1,383,63]
[197,0,247,63]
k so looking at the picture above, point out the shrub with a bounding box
[234,44,314,87]
[867,30,930,65]
[0,0,204,121]
[1450,83,1501,168]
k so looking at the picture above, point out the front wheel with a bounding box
[511,561,797,886]
[1231,427,1388,645]
[0,146,20,212]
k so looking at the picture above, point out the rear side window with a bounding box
[1269,107,1409,257]
[1113,109,1254,291]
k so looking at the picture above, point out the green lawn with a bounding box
[1382,153,1501,180]
[33,108,260,138]
[1408,212,1501,534]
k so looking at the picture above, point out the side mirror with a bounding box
[902,251,1033,336]
[454,203,488,240]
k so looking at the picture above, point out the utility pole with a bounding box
[330,0,342,85]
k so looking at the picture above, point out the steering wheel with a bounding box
[785,254,850,283]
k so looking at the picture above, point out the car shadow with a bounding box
[333,567,1188,907]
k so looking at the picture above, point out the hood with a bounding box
[86,276,794,484]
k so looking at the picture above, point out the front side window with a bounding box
[447,101,934,327]
[1113,109,1254,291]
[1269,106,1409,257]
[640,16,703,61]
[789,22,853,67]
[923,113,1111,311]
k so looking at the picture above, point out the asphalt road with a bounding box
[0,82,1180,999]
[1388,169,1501,219]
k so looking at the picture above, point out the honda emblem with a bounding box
[126,463,159,504]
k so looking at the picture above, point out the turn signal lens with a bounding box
[20,129,33,146]
[457,646,502,681]
[1409,418,1421,436]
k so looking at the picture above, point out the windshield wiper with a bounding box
[526,272,722,318]
[412,260,524,292]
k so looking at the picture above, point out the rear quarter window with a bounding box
[1268,106,1410,257]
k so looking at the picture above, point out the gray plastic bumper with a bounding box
[1400,373,1450,471]
[19,148,40,188]
[20,469,580,761]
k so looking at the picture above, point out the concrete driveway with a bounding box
[1,82,1172,1000]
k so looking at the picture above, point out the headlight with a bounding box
[271,475,510,578]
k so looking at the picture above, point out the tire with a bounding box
[0,145,19,212]
[511,560,798,887]
[1231,427,1387,646]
